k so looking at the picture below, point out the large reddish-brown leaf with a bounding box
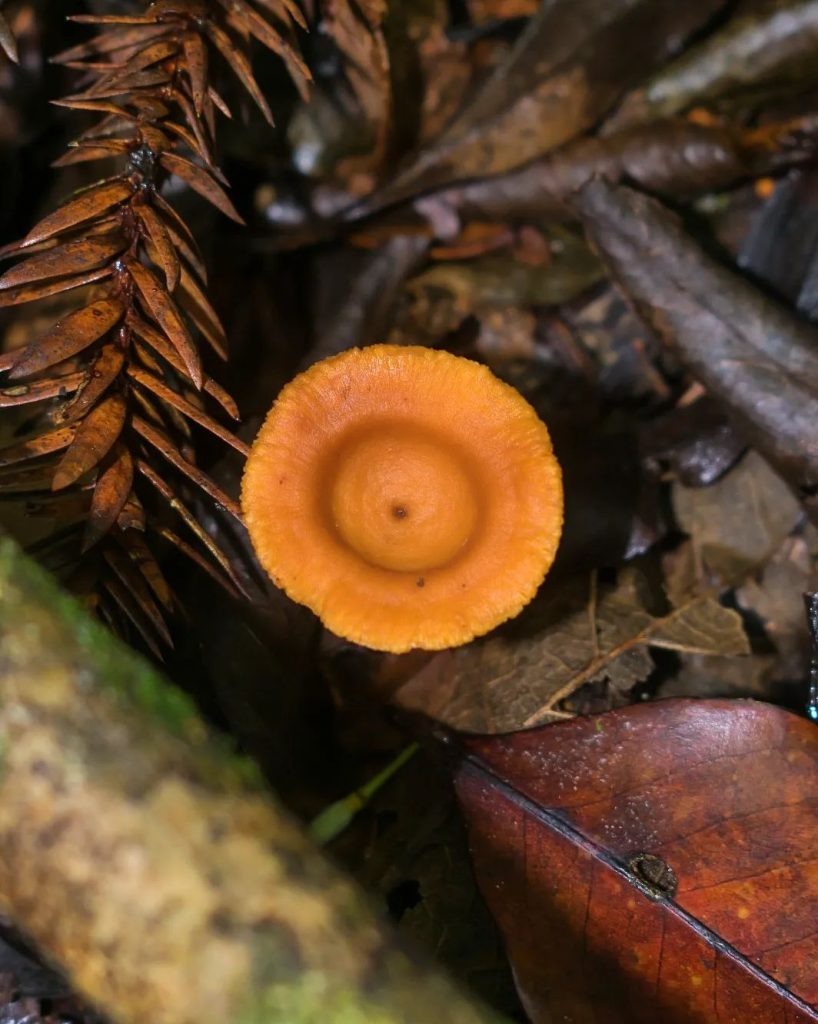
[127,259,202,388]
[8,298,124,380]
[22,180,133,247]
[84,445,134,550]
[159,152,244,224]
[0,234,125,290]
[52,394,127,491]
[454,699,818,1023]
[95,37,179,80]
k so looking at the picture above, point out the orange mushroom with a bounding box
[241,344,563,653]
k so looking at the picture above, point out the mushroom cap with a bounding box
[241,345,563,653]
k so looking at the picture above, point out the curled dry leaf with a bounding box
[575,180,818,519]
[439,116,818,227]
[673,451,802,585]
[395,568,748,732]
[455,699,818,1022]
[359,0,726,213]
[609,0,818,130]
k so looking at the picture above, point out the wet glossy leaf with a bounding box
[170,89,217,169]
[129,314,235,415]
[0,234,124,291]
[7,298,124,380]
[455,699,818,1023]
[68,14,161,26]
[51,98,137,120]
[396,568,748,732]
[151,194,207,282]
[52,140,132,167]
[22,180,133,247]
[84,446,134,550]
[127,259,202,388]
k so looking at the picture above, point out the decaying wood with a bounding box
[0,534,503,1024]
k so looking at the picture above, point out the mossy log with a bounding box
[0,535,504,1024]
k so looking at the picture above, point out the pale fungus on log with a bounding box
[242,345,564,652]
[0,533,506,1024]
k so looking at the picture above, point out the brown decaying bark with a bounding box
[0,534,504,1024]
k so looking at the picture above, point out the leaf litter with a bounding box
[5,1,818,1021]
